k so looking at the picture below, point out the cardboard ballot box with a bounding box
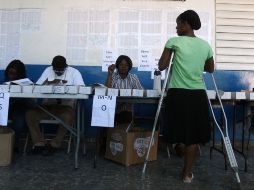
[0,127,15,166]
[105,126,158,166]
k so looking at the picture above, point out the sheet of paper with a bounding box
[4,78,34,85]
[101,49,118,72]
[21,9,41,32]
[117,10,139,63]
[0,10,20,69]
[66,10,110,64]
[91,95,116,127]
[0,92,10,126]
[138,49,152,71]
[166,11,180,37]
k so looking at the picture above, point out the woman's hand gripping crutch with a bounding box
[141,52,174,178]
[204,73,240,183]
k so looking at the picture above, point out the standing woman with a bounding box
[159,10,214,183]
[4,60,35,152]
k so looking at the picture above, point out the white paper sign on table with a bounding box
[0,92,10,126]
[91,95,116,127]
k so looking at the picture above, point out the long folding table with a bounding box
[2,84,254,171]
[0,84,92,169]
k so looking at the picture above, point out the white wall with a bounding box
[0,0,215,67]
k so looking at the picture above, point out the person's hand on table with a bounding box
[43,79,67,85]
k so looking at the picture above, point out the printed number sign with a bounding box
[0,92,10,126]
[91,95,116,127]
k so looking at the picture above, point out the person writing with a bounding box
[26,55,85,155]
[158,10,214,183]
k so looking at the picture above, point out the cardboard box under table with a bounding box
[105,126,158,166]
[0,127,15,166]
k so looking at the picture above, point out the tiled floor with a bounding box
[0,143,253,190]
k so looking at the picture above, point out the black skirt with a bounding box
[162,88,211,146]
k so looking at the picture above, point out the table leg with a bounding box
[232,102,248,172]
[75,101,80,169]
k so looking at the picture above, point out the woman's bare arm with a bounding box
[204,57,215,73]
[158,48,173,71]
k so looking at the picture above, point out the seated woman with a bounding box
[105,55,143,124]
[3,60,35,152]
[94,55,143,155]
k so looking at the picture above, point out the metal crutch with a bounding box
[205,73,241,183]
[142,52,174,177]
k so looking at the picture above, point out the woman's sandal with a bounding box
[182,173,194,183]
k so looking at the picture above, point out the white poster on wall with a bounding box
[102,49,118,72]
[0,92,10,126]
[138,49,152,71]
[91,95,116,127]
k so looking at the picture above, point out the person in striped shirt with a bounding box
[105,55,142,90]
[105,55,143,124]
[94,55,143,155]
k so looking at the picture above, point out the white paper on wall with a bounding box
[117,9,139,63]
[166,11,180,37]
[91,95,116,128]
[21,9,41,32]
[66,9,110,64]
[0,92,10,126]
[102,49,118,72]
[0,9,20,69]
[138,49,152,71]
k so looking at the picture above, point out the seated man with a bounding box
[26,55,85,155]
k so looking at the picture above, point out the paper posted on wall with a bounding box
[91,95,116,127]
[0,92,10,126]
